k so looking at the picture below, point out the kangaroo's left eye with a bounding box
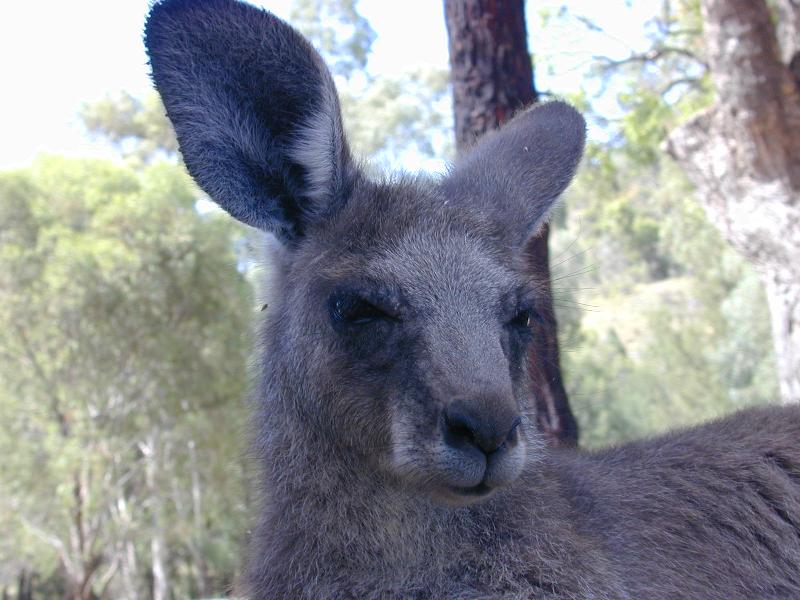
[507,309,532,328]
[329,294,395,327]
[507,306,543,330]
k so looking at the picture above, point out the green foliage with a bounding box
[557,147,778,446]
[290,0,453,167]
[0,156,252,596]
[341,67,453,166]
[618,89,673,166]
[551,13,777,446]
[290,0,376,79]
[537,0,776,448]
[80,92,178,164]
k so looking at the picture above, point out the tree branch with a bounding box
[593,46,709,73]
[13,324,70,437]
[19,517,78,580]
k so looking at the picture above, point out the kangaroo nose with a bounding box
[443,404,522,455]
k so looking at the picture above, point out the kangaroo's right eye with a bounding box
[328,294,394,327]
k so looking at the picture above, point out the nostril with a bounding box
[442,408,479,449]
[443,407,522,455]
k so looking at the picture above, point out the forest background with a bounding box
[1,0,793,597]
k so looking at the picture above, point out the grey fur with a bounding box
[144,1,800,598]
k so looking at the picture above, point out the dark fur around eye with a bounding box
[328,293,396,327]
[506,306,543,331]
[508,309,532,328]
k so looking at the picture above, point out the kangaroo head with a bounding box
[145,0,585,506]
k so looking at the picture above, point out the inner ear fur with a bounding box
[443,101,586,247]
[144,0,356,243]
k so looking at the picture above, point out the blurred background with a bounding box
[2,0,798,597]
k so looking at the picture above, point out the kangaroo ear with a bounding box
[144,0,356,244]
[443,101,585,248]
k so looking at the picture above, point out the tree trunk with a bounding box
[142,436,169,600]
[666,0,800,404]
[444,0,578,445]
[774,0,800,68]
[186,440,212,597]
[16,570,33,600]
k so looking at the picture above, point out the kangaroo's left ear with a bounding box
[144,0,357,245]
[443,102,586,248]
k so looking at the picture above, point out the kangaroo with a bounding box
[144,1,800,598]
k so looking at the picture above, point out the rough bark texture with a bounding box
[444,0,578,445]
[775,0,800,66]
[667,0,800,404]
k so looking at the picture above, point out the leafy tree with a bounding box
[667,0,800,404]
[292,0,453,167]
[81,92,178,164]
[289,0,376,79]
[0,157,252,598]
[542,1,778,446]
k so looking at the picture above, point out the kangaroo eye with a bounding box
[329,295,393,326]
[507,308,538,329]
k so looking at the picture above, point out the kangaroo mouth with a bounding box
[448,481,493,498]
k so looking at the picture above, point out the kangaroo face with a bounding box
[368,222,536,505]
[145,0,584,506]
[276,180,549,504]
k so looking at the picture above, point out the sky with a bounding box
[0,0,660,171]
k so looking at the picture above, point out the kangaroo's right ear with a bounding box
[144,0,356,244]
[443,102,585,250]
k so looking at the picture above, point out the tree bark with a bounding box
[444,0,578,445]
[774,0,800,69]
[667,0,800,404]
